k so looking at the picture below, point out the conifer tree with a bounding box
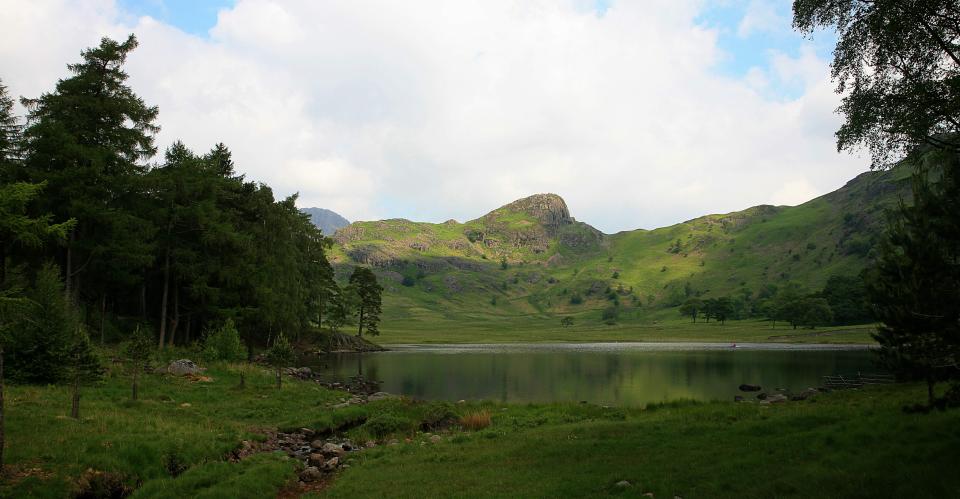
[347,267,382,337]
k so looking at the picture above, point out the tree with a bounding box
[21,34,158,312]
[0,78,22,185]
[560,316,574,327]
[123,326,153,400]
[66,328,103,419]
[867,150,960,407]
[347,267,382,337]
[799,297,834,328]
[679,298,703,323]
[265,333,294,390]
[713,297,734,325]
[821,274,872,324]
[793,0,960,166]
[0,275,28,474]
[0,182,74,286]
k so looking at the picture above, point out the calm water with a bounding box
[307,343,877,406]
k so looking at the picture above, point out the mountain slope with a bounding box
[327,167,911,335]
[301,207,350,236]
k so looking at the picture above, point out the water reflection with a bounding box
[306,343,877,406]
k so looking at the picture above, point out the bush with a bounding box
[569,293,583,305]
[201,319,247,362]
[361,414,415,438]
[601,306,619,325]
[401,275,416,287]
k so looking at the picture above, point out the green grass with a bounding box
[327,167,910,345]
[4,360,957,498]
[322,385,960,498]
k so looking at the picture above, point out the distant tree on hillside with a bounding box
[713,297,733,325]
[679,298,703,323]
[821,274,872,324]
[347,267,383,338]
[799,297,834,329]
[560,316,574,327]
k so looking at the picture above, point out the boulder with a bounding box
[791,388,819,401]
[615,480,632,488]
[734,395,744,402]
[767,394,789,404]
[310,440,325,450]
[300,467,322,483]
[321,442,345,457]
[430,434,442,444]
[367,392,396,402]
[738,384,762,392]
[321,457,339,471]
[167,359,202,376]
[756,392,767,400]
[308,453,325,467]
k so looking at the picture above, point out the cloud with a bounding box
[737,0,786,38]
[0,0,867,232]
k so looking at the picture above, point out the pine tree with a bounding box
[265,333,294,390]
[123,326,153,400]
[347,267,382,337]
[867,150,960,408]
[21,35,158,309]
[66,328,103,419]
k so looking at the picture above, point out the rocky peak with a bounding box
[495,193,573,229]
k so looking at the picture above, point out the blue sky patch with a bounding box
[118,0,235,36]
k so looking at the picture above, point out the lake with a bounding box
[308,343,878,406]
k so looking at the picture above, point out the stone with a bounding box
[756,392,768,400]
[167,359,202,376]
[179,402,191,408]
[767,394,788,404]
[738,384,762,392]
[367,392,396,402]
[430,435,442,444]
[321,442,345,456]
[643,493,655,498]
[792,388,819,401]
[615,480,632,488]
[308,453,325,467]
[299,467,322,483]
[321,457,339,471]
[311,440,325,449]
[365,440,377,448]
[300,428,315,438]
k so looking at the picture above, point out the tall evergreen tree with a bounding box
[347,267,382,337]
[20,35,158,309]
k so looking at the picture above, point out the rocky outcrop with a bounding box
[495,193,573,230]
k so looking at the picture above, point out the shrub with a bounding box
[201,319,247,362]
[569,293,583,305]
[361,414,415,438]
[459,410,491,431]
[401,275,416,287]
[601,306,619,325]
[560,316,574,327]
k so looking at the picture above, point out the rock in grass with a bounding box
[310,440,325,449]
[321,457,339,471]
[308,453,325,467]
[767,394,788,404]
[615,480,632,488]
[430,434,442,444]
[167,359,202,376]
[300,467,322,482]
[739,384,762,392]
[321,442,345,457]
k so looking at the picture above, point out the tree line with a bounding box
[0,35,383,378]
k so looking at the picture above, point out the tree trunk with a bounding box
[185,315,192,344]
[0,239,6,286]
[927,377,936,408]
[70,373,80,419]
[132,370,139,401]
[99,293,107,344]
[357,307,364,337]
[275,367,282,390]
[158,248,170,349]
[239,370,245,389]
[168,285,179,347]
[140,283,147,321]
[65,232,74,301]
[1,346,5,473]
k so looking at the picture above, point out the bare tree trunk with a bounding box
[275,367,282,390]
[357,307,364,337]
[65,232,73,301]
[168,285,179,347]
[70,372,80,419]
[1,346,6,474]
[132,370,138,401]
[158,248,170,349]
[140,283,147,321]
[99,293,107,344]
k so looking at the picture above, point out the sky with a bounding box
[0,0,866,233]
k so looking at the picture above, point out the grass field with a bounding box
[4,359,956,498]
[377,315,879,345]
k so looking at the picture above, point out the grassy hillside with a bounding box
[328,168,910,342]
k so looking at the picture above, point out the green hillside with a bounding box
[328,167,911,341]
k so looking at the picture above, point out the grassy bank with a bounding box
[4,362,955,498]
[378,315,878,345]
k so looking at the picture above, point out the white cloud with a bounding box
[771,178,821,206]
[0,0,867,232]
[737,0,786,38]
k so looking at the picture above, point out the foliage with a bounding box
[867,151,960,406]
[679,298,703,323]
[348,267,383,337]
[793,0,960,166]
[264,333,294,389]
[361,413,415,438]
[201,318,247,362]
[459,410,491,431]
[601,306,619,325]
[560,316,574,327]
[123,325,153,400]
[821,274,872,324]
[5,264,78,383]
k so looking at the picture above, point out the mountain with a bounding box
[327,166,912,334]
[301,207,350,236]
